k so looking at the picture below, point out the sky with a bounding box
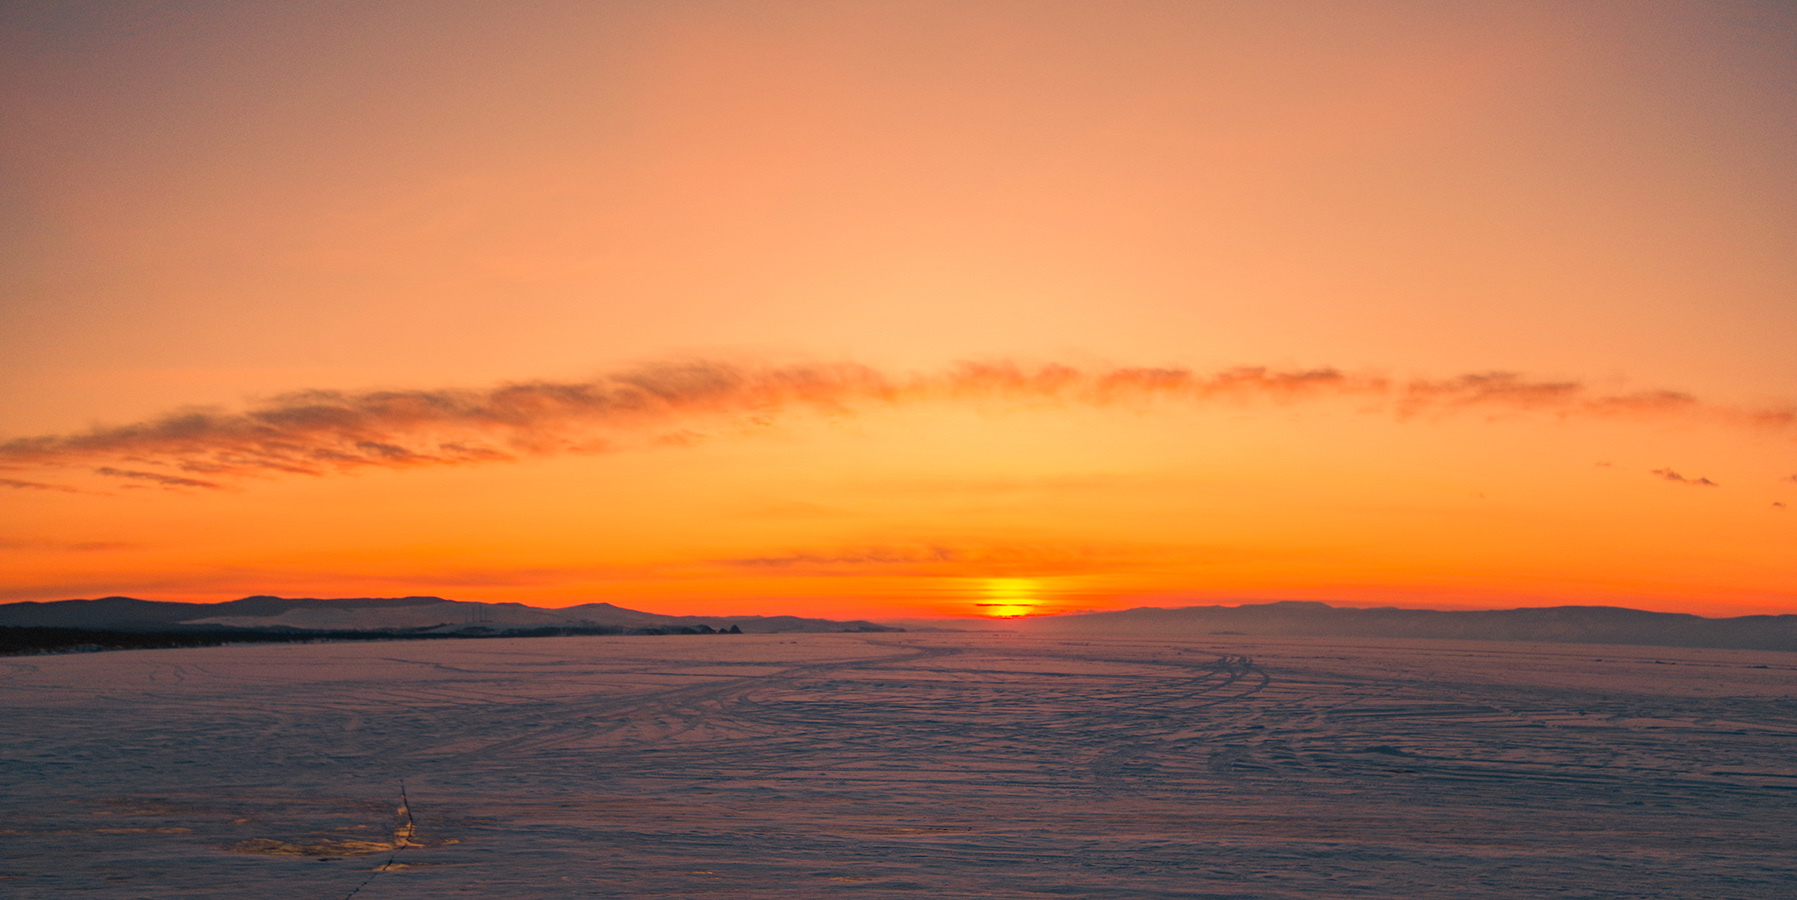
[2,0,1794,619]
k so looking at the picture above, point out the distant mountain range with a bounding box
[1021,600,1797,652]
[5,596,1794,655]
[0,595,900,638]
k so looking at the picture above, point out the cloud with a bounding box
[1649,468,1719,487]
[1,361,882,480]
[725,546,965,568]
[0,537,134,552]
[0,477,84,493]
[714,539,1207,577]
[94,467,223,490]
[0,359,1787,488]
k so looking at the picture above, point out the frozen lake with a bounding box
[3,632,1794,898]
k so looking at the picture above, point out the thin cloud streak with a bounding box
[717,539,1276,576]
[728,546,965,568]
[0,477,84,493]
[1650,469,1720,487]
[0,537,134,552]
[0,359,1787,486]
[94,467,224,490]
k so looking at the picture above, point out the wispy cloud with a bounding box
[1649,468,1719,487]
[714,539,1244,576]
[0,477,84,493]
[0,537,134,552]
[726,546,965,568]
[1,359,1787,488]
[94,467,223,490]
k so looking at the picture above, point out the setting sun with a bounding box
[978,578,1043,618]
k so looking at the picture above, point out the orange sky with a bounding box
[3,1,1794,619]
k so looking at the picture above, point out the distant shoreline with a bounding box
[0,623,747,657]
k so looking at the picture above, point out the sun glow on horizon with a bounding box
[978,578,1045,618]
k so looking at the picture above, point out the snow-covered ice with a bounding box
[3,632,1793,898]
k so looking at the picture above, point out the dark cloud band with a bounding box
[0,359,1785,490]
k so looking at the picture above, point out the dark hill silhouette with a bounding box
[0,595,455,630]
[9,596,1790,653]
[0,595,900,639]
[1022,601,1797,652]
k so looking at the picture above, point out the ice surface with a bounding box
[3,633,1794,898]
